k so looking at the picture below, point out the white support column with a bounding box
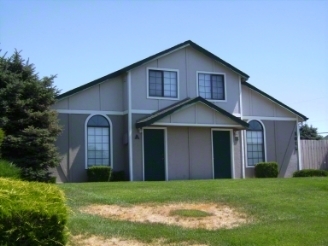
[296,120,303,170]
[128,71,133,181]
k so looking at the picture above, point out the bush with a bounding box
[255,162,278,178]
[87,166,112,182]
[110,170,126,182]
[0,128,4,157]
[0,178,68,245]
[293,169,328,177]
[0,159,21,180]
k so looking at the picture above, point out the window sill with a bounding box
[147,96,179,101]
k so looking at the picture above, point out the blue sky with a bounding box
[1,0,327,135]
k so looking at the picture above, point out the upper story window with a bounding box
[148,68,178,99]
[198,72,225,101]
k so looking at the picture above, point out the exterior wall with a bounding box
[242,86,296,118]
[157,102,238,126]
[132,114,148,181]
[244,120,298,178]
[130,46,241,114]
[52,76,124,112]
[53,113,126,182]
[233,131,243,178]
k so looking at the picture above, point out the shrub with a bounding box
[255,162,278,178]
[0,159,21,180]
[0,178,68,245]
[87,166,112,182]
[0,128,4,157]
[293,169,328,177]
[110,170,126,182]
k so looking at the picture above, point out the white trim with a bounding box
[131,109,156,114]
[196,71,227,102]
[241,130,245,179]
[211,129,234,179]
[56,109,124,115]
[153,122,243,128]
[128,71,133,181]
[296,121,303,170]
[245,119,267,168]
[147,67,180,100]
[142,127,168,181]
[243,116,297,121]
[84,114,113,170]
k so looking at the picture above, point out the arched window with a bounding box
[87,115,110,167]
[246,120,265,166]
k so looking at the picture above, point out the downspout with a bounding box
[296,119,303,170]
[128,71,134,181]
[241,130,245,179]
[239,77,245,179]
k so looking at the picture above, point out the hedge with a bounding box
[0,159,21,180]
[87,166,112,182]
[255,162,279,178]
[293,169,328,177]
[0,178,68,245]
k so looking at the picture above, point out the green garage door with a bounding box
[212,130,232,179]
[144,129,165,181]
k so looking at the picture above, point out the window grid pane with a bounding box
[149,70,177,98]
[87,125,110,167]
[246,121,264,167]
[198,73,224,100]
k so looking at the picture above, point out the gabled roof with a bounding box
[57,40,249,99]
[242,81,308,121]
[135,96,249,128]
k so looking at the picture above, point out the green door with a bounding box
[144,129,165,181]
[213,130,232,179]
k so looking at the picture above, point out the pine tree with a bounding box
[0,51,61,182]
[300,124,323,140]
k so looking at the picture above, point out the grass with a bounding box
[59,178,328,246]
[169,209,212,218]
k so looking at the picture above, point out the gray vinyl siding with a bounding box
[245,120,298,178]
[242,85,297,118]
[233,131,243,178]
[53,76,124,111]
[53,113,125,182]
[168,127,213,180]
[130,47,241,115]
[188,128,212,179]
[132,114,148,181]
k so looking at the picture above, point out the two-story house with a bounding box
[52,40,308,182]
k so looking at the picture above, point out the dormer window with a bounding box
[148,68,178,99]
[197,72,226,101]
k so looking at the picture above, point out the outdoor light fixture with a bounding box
[234,131,239,141]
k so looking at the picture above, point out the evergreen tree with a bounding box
[0,51,61,182]
[300,124,323,140]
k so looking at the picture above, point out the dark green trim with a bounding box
[242,81,308,121]
[135,96,249,128]
[57,40,249,99]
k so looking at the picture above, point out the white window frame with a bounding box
[84,114,113,169]
[245,119,267,168]
[196,71,227,102]
[147,67,179,100]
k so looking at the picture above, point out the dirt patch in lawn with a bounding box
[70,234,207,246]
[80,202,248,230]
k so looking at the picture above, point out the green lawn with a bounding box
[59,178,328,246]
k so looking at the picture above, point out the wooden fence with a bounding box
[301,140,328,170]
